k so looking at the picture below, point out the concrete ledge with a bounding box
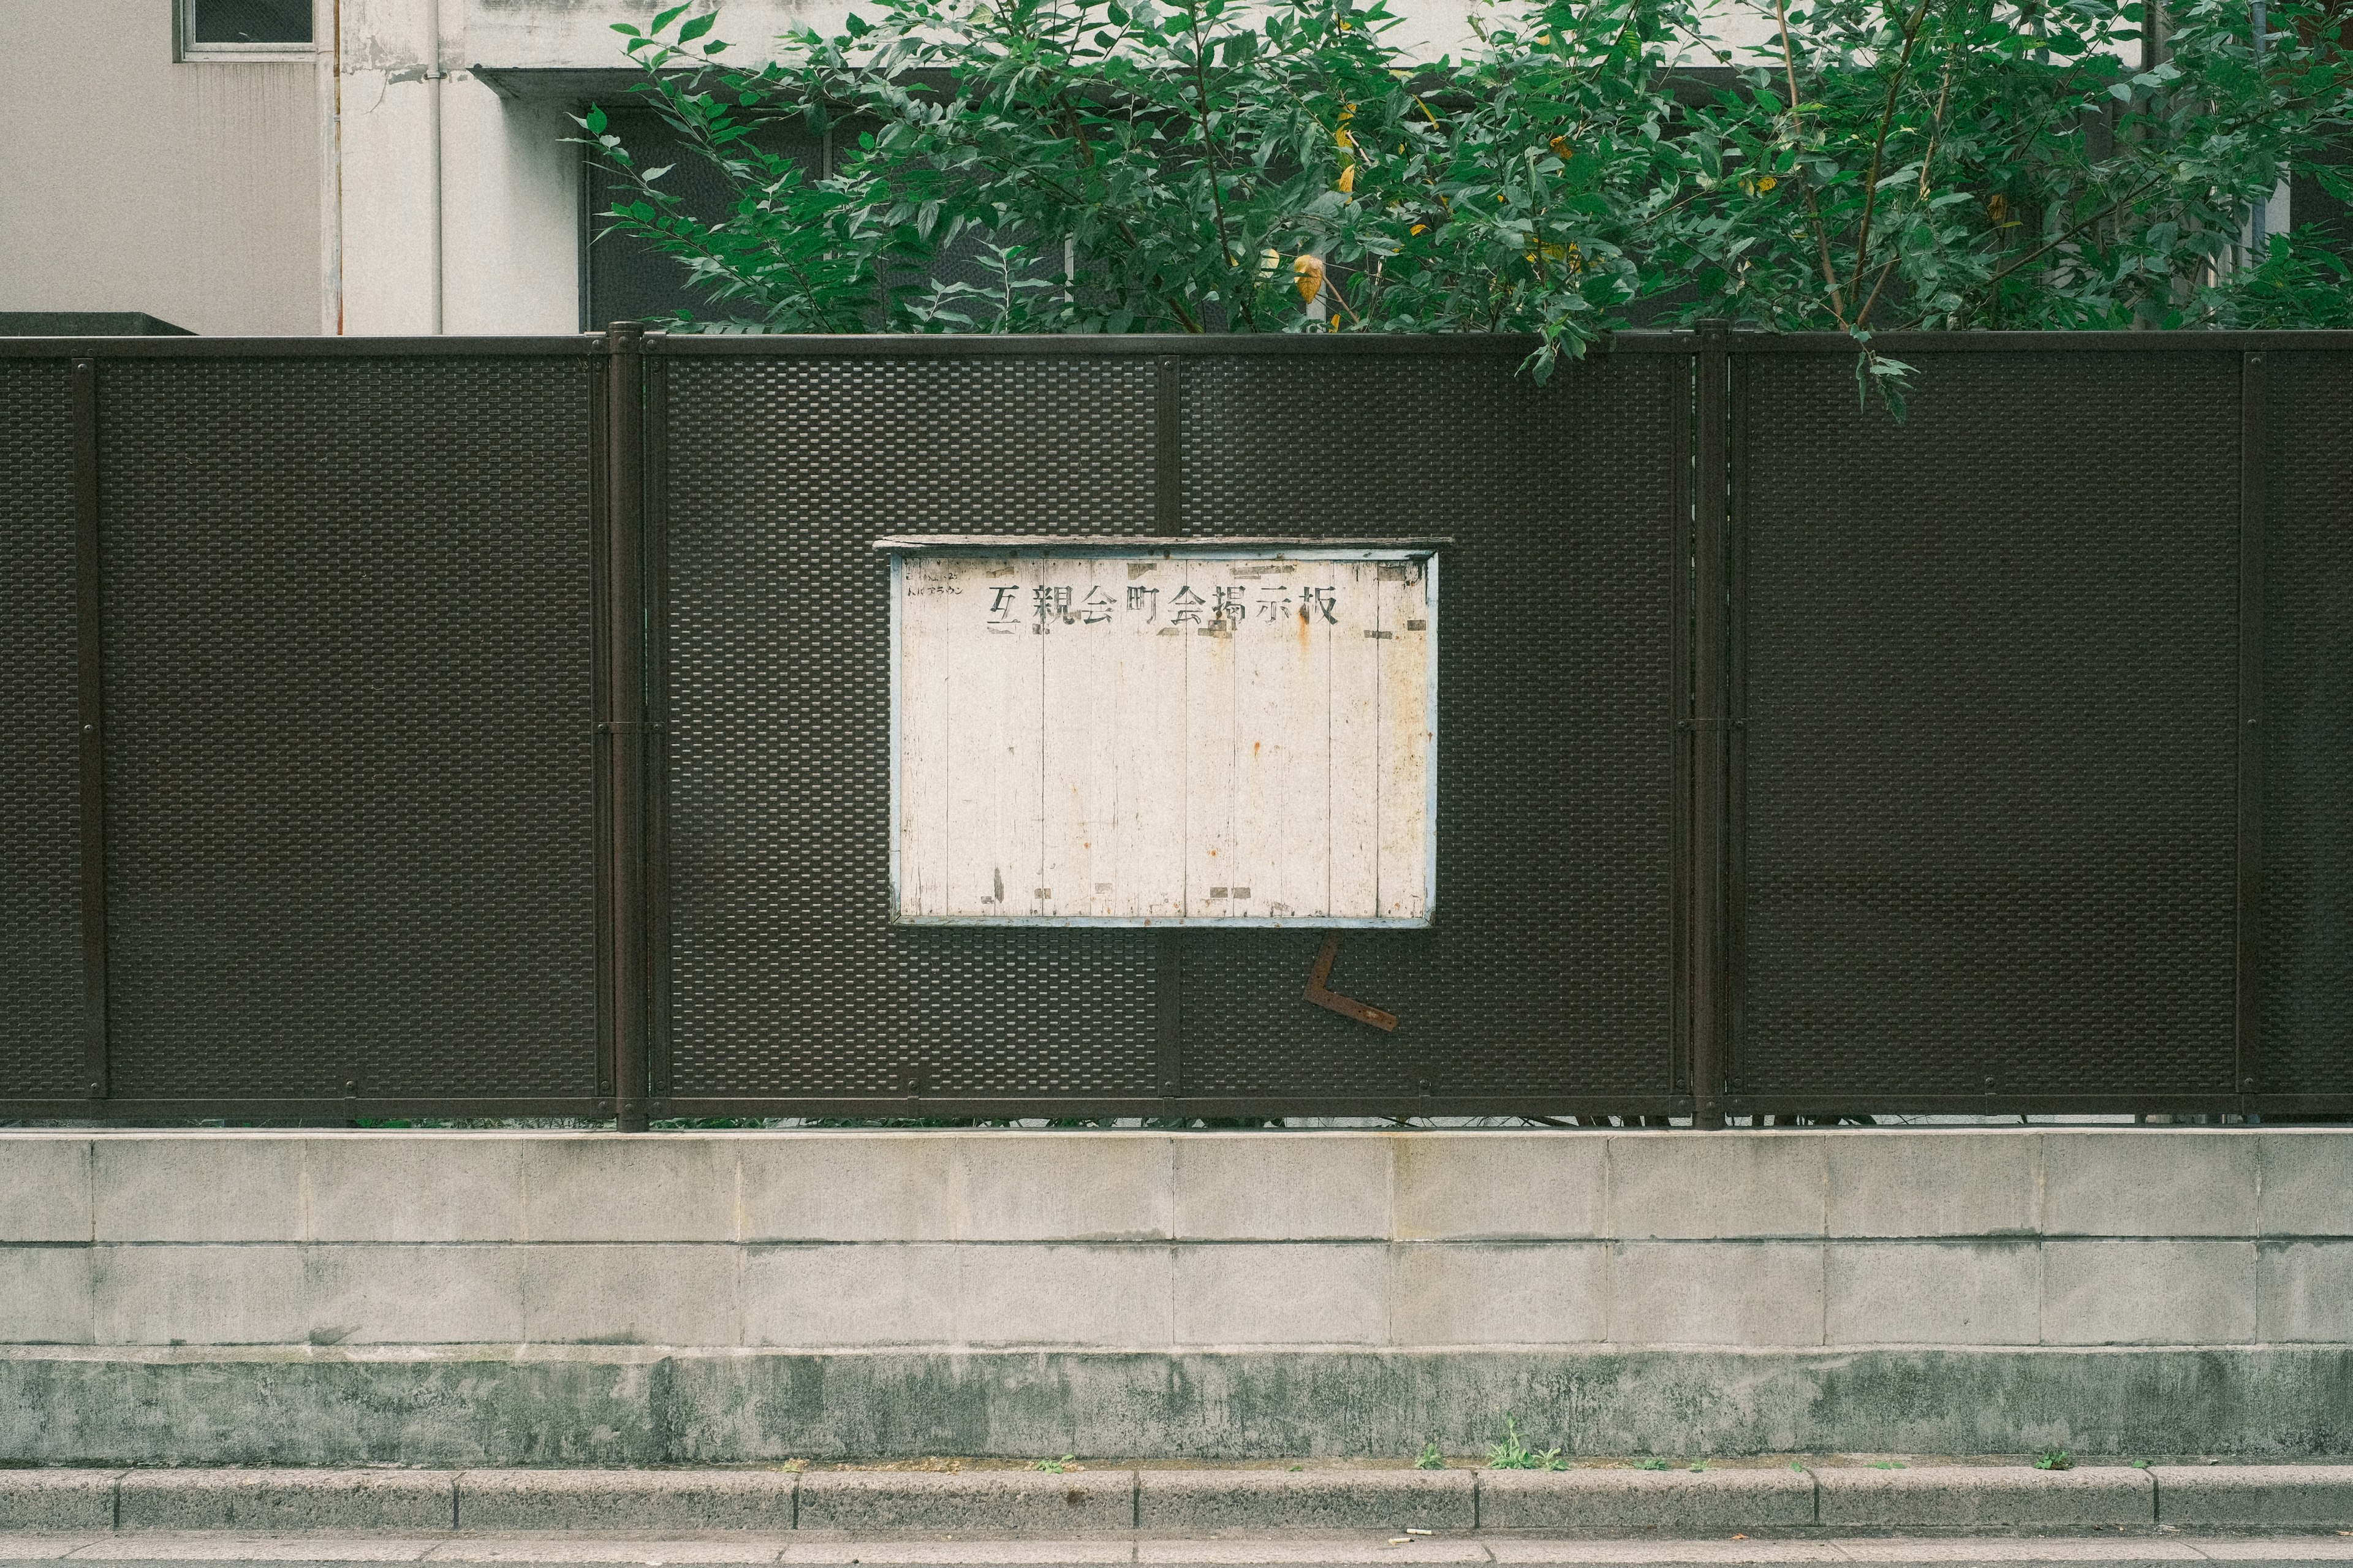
[0,1469,119,1530]
[116,1468,456,1529]
[455,1468,797,1531]
[2154,1466,2353,1528]
[795,1471,1136,1532]
[1137,1471,1474,1531]
[1477,1469,1817,1531]
[1814,1466,2152,1528]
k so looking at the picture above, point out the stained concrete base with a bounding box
[6,1346,2353,1468]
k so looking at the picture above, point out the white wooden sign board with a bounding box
[883,537,1440,926]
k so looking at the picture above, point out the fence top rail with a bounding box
[7,328,2352,363]
[0,335,607,360]
[640,331,1560,358]
[1721,328,2353,353]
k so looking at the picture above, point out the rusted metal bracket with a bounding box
[1305,934,1398,1031]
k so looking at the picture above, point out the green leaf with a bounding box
[679,11,718,42]
[650,4,694,34]
[584,105,608,135]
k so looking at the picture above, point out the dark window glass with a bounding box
[585,107,829,330]
[188,0,313,44]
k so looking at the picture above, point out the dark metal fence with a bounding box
[1,328,2346,1124]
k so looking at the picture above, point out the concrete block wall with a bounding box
[0,1129,2347,1463]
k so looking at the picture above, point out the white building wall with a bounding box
[0,0,323,335]
[339,0,583,333]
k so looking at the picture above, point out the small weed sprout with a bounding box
[1032,1455,1078,1473]
[2034,1447,2075,1471]
[1415,1441,1447,1471]
[1871,1460,1908,1470]
[1689,1461,1710,1472]
[1487,1415,1567,1471]
[2132,1459,2151,1469]
[1634,1458,1672,1471]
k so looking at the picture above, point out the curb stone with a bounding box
[116,1468,457,1530]
[1478,1469,1817,1532]
[1137,1470,1475,1531]
[2154,1466,2353,1529]
[1815,1466,2154,1529]
[0,1469,121,1531]
[456,1469,797,1531]
[795,1471,1136,1532]
[1,1464,2348,1534]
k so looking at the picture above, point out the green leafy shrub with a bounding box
[582,0,2353,390]
[1487,1414,1569,1470]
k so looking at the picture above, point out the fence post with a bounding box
[601,323,652,1132]
[2235,350,2265,1116]
[1689,322,1732,1129]
[70,357,111,1106]
[1155,354,1185,1104]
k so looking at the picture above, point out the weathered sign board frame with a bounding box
[879,536,1442,929]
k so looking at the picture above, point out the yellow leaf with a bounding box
[1337,165,1355,193]
[1548,135,1572,159]
[1293,253,1327,303]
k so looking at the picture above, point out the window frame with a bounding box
[175,0,319,62]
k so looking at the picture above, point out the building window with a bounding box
[178,0,314,59]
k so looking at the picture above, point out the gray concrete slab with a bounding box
[2152,1468,2353,1529]
[0,1470,119,1531]
[1828,1543,2200,1562]
[116,1472,456,1532]
[0,1537,108,1562]
[1478,1471,1817,1532]
[2186,1545,2353,1566]
[455,1471,797,1533]
[795,1474,1136,1535]
[69,1539,444,1561]
[1487,1546,1849,1564]
[422,1545,785,1564]
[1814,1468,2153,1529]
[776,1545,1132,1564]
[1136,1472,1474,1532]
[1134,1541,1487,1564]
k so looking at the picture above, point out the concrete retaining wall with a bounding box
[2,1129,2348,1463]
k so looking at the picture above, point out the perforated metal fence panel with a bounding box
[1173,350,1684,1107]
[4,333,2350,1121]
[90,353,599,1105]
[0,359,86,1099]
[2262,352,2353,1101]
[1731,348,2245,1108]
[657,350,1166,1103]
[655,344,1685,1112]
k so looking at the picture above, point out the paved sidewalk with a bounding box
[1,1535,2351,1567]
